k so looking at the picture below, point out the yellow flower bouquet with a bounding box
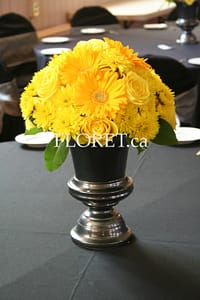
[20,38,177,171]
[166,0,198,5]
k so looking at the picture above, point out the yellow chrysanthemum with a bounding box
[51,106,81,139]
[116,103,159,141]
[155,87,176,128]
[32,100,56,131]
[20,83,36,119]
[157,103,176,128]
[100,47,133,76]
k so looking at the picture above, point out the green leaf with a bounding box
[25,127,43,135]
[153,118,178,146]
[128,137,147,154]
[136,145,147,154]
[44,138,68,171]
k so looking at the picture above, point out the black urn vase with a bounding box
[67,135,134,249]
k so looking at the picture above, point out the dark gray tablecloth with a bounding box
[34,23,200,69]
[0,141,200,299]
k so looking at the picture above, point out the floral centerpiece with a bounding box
[20,38,177,171]
[166,0,198,5]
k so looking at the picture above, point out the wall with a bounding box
[66,0,111,16]
[0,0,113,30]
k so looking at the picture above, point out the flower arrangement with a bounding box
[166,0,198,5]
[20,38,177,171]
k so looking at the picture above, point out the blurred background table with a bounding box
[34,23,200,69]
[0,140,200,299]
[102,0,175,28]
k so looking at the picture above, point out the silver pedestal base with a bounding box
[176,31,198,44]
[68,176,134,249]
[176,18,199,45]
[70,209,133,249]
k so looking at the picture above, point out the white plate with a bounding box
[188,57,200,66]
[40,48,70,55]
[80,28,106,34]
[176,114,181,128]
[15,132,54,148]
[41,36,71,43]
[175,127,200,144]
[157,44,173,50]
[143,23,167,30]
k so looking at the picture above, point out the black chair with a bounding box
[0,13,38,93]
[142,54,198,126]
[0,60,25,142]
[0,12,36,37]
[71,6,119,27]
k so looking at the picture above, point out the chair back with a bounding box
[0,13,38,93]
[143,54,198,126]
[144,54,197,95]
[0,60,25,141]
[71,6,119,26]
[0,12,35,37]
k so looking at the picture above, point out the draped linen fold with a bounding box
[0,32,38,68]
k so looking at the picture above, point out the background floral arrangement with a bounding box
[166,0,198,5]
[20,38,177,171]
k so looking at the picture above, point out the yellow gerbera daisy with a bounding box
[72,69,127,119]
[104,37,151,70]
[58,42,103,85]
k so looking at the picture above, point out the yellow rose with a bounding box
[33,66,59,99]
[126,71,150,105]
[78,117,118,146]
